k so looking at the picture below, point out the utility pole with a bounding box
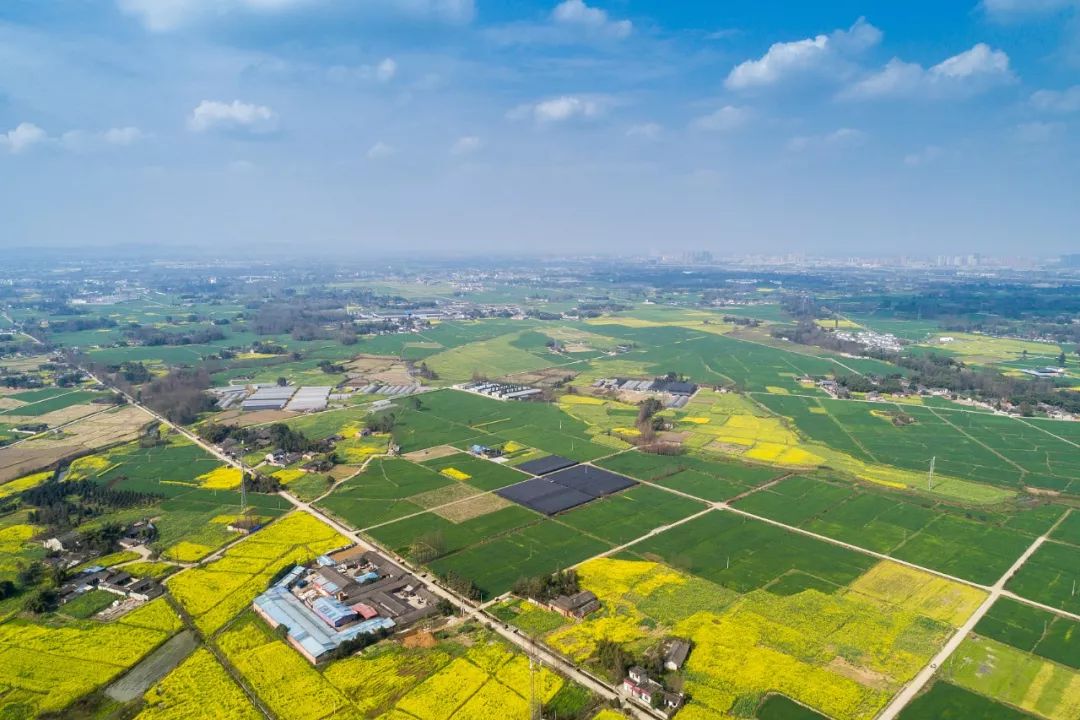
[239,458,248,515]
[927,456,936,492]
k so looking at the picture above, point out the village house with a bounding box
[663,638,691,672]
[548,590,600,619]
[622,666,684,714]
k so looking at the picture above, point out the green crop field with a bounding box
[629,510,876,592]
[1006,541,1080,615]
[420,453,529,491]
[757,695,829,720]
[975,597,1080,670]
[430,520,612,597]
[596,451,783,501]
[385,390,615,461]
[733,474,1058,585]
[0,390,104,417]
[755,394,1080,493]
[556,484,707,545]
[316,458,456,529]
[899,682,1035,719]
[1050,511,1080,545]
[366,505,541,560]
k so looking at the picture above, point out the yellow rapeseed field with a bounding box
[137,648,260,720]
[397,656,490,720]
[272,468,308,484]
[197,466,243,490]
[441,467,471,481]
[559,394,607,406]
[162,541,213,563]
[847,561,986,626]
[0,598,179,715]
[168,512,348,635]
[0,523,37,553]
[0,471,52,500]
[219,619,350,720]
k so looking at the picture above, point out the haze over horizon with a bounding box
[2,1,1078,255]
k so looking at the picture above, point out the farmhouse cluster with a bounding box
[254,546,437,664]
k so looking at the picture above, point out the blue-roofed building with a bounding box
[251,550,436,665]
[312,596,358,628]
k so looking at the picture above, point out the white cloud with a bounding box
[103,127,146,146]
[725,18,881,90]
[189,100,277,133]
[551,0,632,39]
[0,123,48,154]
[509,95,610,124]
[1031,85,1080,112]
[903,145,943,166]
[981,0,1078,21]
[692,106,751,132]
[626,122,662,139]
[375,58,398,83]
[61,127,146,151]
[787,127,866,151]
[367,141,396,159]
[842,44,1014,100]
[118,0,474,32]
[1015,120,1066,142]
[450,135,482,155]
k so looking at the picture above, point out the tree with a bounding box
[276,376,289,387]
[23,588,59,614]
[1059,351,1067,367]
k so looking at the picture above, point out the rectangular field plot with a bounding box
[630,510,876,593]
[388,390,614,461]
[557,485,708,544]
[497,478,595,515]
[429,521,612,597]
[1006,541,1080,615]
[975,597,1080,670]
[596,451,782,502]
[366,504,541,560]
[898,682,1036,719]
[761,394,1080,493]
[315,457,456,529]
[420,453,529,491]
[1050,510,1080,546]
[732,475,1051,585]
[943,636,1080,720]
[517,454,578,476]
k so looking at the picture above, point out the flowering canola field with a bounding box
[0,598,181,716]
[137,647,260,720]
[168,512,348,635]
[547,557,975,720]
[218,612,566,720]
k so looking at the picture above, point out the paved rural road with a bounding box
[874,513,1069,720]
[84,368,662,720]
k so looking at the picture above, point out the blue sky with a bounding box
[1,0,1078,256]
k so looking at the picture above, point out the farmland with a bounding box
[3,262,1080,720]
[536,549,981,720]
[167,512,349,635]
[217,612,579,720]
[732,474,1061,584]
[0,599,182,716]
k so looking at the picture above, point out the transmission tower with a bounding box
[927,456,936,492]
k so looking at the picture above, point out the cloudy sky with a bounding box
[1,0,1078,256]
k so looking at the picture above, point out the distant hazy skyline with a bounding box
[1,1,1078,255]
